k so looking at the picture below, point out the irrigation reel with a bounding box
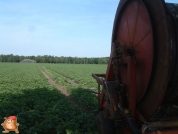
[92,0,178,133]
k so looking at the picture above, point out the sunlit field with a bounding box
[0,63,107,134]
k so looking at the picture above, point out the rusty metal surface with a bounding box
[92,73,104,85]
[104,0,171,121]
[92,73,105,110]
[163,3,178,104]
[94,74,106,78]
[136,0,171,119]
[148,120,178,128]
[147,130,178,134]
[105,0,178,121]
[111,0,157,119]
[104,81,122,119]
[96,0,178,133]
[105,0,129,82]
[142,119,178,134]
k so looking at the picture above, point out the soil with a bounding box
[45,68,80,87]
[39,67,78,107]
[45,67,98,92]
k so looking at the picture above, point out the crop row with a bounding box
[0,63,99,134]
[41,66,98,111]
[40,63,107,88]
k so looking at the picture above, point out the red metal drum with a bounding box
[116,0,153,104]
[105,0,172,120]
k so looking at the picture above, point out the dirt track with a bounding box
[39,67,78,106]
[44,67,97,91]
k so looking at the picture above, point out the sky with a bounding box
[0,0,177,57]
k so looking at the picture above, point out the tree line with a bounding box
[0,54,109,64]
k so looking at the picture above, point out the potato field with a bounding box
[0,63,107,134]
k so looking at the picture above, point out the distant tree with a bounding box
[0,55,2,62]
[0,54,109,64]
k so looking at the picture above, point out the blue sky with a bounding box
[0,0,177,57]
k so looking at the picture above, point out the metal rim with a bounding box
[105,0,172,120]
[163,3,178,104]
[116,0,153,103]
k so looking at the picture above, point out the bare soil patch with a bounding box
[39,67,78,106]
[45,68,80,87]
[44,67,97,92]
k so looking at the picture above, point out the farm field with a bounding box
[0,63,107,134]
[41,63,107,88]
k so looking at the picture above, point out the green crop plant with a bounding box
[0,63,100,133]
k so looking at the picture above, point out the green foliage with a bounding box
[0,63,99,133]
[0,54,109,64]
[41,64,107,88]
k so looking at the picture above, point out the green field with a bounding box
[0,63,107,134]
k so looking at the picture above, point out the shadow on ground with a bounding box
[0,87,98,134]
[70,87,98,112]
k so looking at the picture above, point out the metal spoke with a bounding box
[132,1,140,43]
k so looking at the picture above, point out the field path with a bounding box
[39,67,78,106]
[39,67,69,96]
[44,67,80,87]
[44,66,98,92]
